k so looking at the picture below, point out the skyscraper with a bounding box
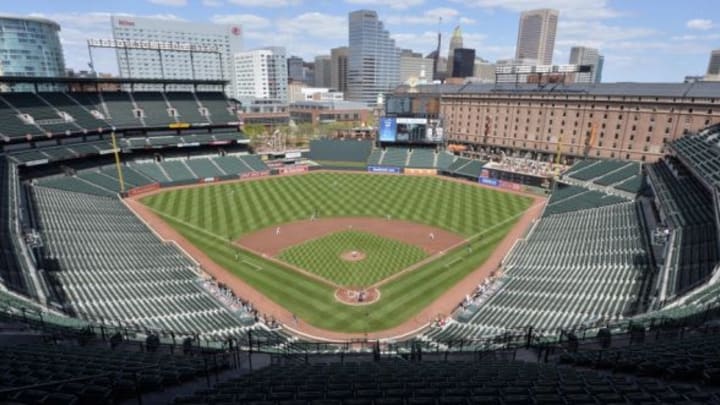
[446,26,463,77]
[347,10,400,105]
[452,48,476,78]
[330,46,348,92]
[0,15,65,78]
[314,55,331,88]
[569,46,603,83]
[707,49,720,78]
[515,8,559,65]
[399,49,433,84]
[110,16,243,96]
[287,56,304,82]
[234,47,288,102]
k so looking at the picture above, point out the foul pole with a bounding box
[111,131,126,193]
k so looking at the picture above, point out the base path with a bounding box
[237,217,463,256]
[124,173,546,342]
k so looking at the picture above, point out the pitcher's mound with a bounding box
[340,250,366,262]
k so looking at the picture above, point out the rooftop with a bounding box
[397,81,720,98]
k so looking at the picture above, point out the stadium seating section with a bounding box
[36,155,269,194]
[0,91,237,139]
[176,357,720,404]
[670,123,720,187]
[647,158,719,298]
[564,159,645,196]
[360,146,457,171]
[30,185,280,341]
[0,341,230,404]
[445,157,486,178]
[425,202,653,342]
[543,183,627,216]
[560,329,720,386]
[309,139,373,163]
[0,157,33,295]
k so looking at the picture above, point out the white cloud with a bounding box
[671,33,720,41]
[148,0,187,6]
[686,18,713,30]
[211,14,271,29]
[345,0,424,10]
[453,0,622,20]
[228,0,301,7]
[459,17,476,25]
[556,20,656,49]
[387,7,459,25]
[202,0,223,6]
[276,12,347,39]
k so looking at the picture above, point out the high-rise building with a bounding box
[451,48,475,78]
[234,47,288,102]
[330,47,348,93]
[595,55,604,83]
[302,61,315,86]
[515,8,559,65]
[399,49,433,84]
[446,26,463,76]
[110,16,243,96]
[287,56,305,82]
[569,46,603,83]
[707,49,720,81]
[0,15,65,80]
[472,58,496,83]
[314,55,331,88]
[347,10,400,105]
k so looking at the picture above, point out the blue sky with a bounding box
[8,0,720,82]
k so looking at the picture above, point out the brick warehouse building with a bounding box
[393,82,720,162]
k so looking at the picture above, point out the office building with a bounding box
[287,56,305,83]
[400,50,433,84]
[110,16,243,96]
[347,10,400,105]
[446,26,463,77]
[330,47,348,93]
[707,49,720,81]
[595,55,604,83]
[234,47,288,102]
[569,46,603,83]
[0,15,65,81]
[394,82,720,162]
[515,8,559,65]
[314,55,331,88]
[472,58,495,83]
[451,48,475,78]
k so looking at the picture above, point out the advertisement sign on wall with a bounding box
[479,177,499,187]
[367,166,401,174]
[278,166,309,175]
[240,171,270,179]
[404,168,437,176]
[378,117,397,142]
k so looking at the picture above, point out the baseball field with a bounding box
[139,172,534,334]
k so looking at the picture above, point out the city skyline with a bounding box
[3,0,719,83]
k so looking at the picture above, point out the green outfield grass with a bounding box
[141,172,534,333]
[278,230,427,286]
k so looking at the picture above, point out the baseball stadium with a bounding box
[1,72,720,404]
